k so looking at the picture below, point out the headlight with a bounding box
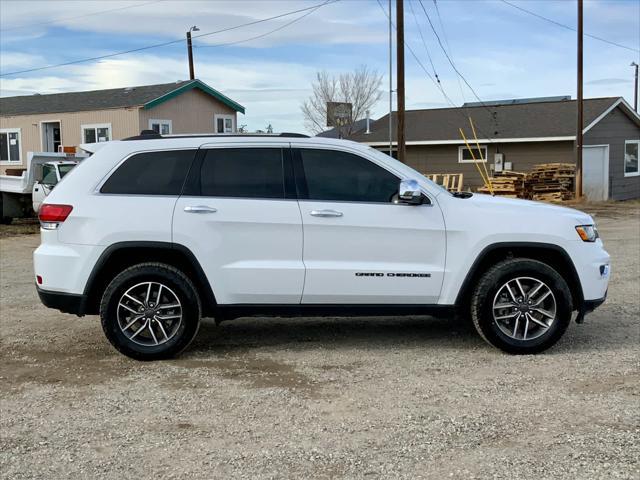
[575,225,599,242]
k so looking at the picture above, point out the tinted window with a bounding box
[41,164,58,185]
[199,148,284,199]
[101,150,194,195]
[299,149,399,202]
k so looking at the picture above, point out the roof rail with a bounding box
[121,130,162,141]
[122,131,310,141]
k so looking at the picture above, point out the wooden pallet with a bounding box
[526,163,575,202]
[477,171,526,197]
[424,173,464,192]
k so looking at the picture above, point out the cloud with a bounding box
[0,52,46,70]
[0,1,386,48]
[0,52,324,133]
[1,0,637,134]
[586,78,633,86]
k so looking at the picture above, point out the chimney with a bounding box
[365,110,371,134]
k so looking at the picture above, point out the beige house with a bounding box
[0,79,244,173]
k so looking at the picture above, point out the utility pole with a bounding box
[186,26,199,80]
[388,0,393,156]
[396,0,406,163]
[632,62,639,112]
[575,0,583,199]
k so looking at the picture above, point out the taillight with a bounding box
[39,204,73,229]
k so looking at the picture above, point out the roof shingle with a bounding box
[0,80,242,116]
[350,97,625,143]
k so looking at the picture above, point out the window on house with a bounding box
[215,115,234,134]
[149,119,172,135]
[624,140,639,177]
[0,129,21,163]
[82,124,111,143]
[458,145,487,163]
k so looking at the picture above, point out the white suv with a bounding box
[34,133,610,360]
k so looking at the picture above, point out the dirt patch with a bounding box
[0,202,638,479]
[0,217,40,238]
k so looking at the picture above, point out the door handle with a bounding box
[184,205,217,214]
[310,209,343,218]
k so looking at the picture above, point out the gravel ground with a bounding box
[0,218,39,238]
[1,202,638,479]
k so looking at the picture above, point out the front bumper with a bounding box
[37,286,86,316]
[575,290,607,324]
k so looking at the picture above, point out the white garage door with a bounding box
[582,145,609,201]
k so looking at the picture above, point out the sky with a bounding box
[1,0,639,134]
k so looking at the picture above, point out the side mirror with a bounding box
[399,179,424,205]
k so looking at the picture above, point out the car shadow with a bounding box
[184,309,637,356]
[187,315,483,354]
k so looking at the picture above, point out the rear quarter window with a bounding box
[100,150,195,195]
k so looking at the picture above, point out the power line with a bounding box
[0,0,338,77]
[429,0,490,132]
[375,0,455,107]
[417,0,493,114]
[500,0,639,53]
[432,0,467,103]
[196,0,334,49]
[376,0,498,145]
[407,0,439,82]
[0,1,163,33]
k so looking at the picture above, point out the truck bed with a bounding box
[0,173,29,194]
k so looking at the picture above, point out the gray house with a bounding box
[350,97,640,201]
[317,118,372,139]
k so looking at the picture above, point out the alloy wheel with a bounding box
[117,281,182,347]
[492,276,557,341]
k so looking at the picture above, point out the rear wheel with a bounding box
[100,263,201,360]
[471,258,572,354]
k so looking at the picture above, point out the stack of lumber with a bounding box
[476,171,527,198]
[527,163,575,202]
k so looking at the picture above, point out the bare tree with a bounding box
[301,66,383,136]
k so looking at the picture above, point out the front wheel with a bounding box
[100,263,201,360]
[471,258,573,354]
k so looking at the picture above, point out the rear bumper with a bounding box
[36,285,86,316]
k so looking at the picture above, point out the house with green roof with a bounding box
[0,79,245,173]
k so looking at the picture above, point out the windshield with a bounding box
[58,164,75,178]
[366,147,452,196]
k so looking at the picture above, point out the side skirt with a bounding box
[215,304,456,321]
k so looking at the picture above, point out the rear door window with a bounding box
[197,148,285,199]
[100,150,195,195]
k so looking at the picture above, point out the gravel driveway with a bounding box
[1,202,638,479]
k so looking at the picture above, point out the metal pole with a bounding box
[575,0,583,199]
[388,0,393,156]
[187,30,195,80]
[632,62,639,112]
[396,0,406,164]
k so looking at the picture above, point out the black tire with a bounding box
[100,263,201,360]
[1,217,13,225]
[470,258,572,354]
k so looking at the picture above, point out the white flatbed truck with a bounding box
[1,151,87,224]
